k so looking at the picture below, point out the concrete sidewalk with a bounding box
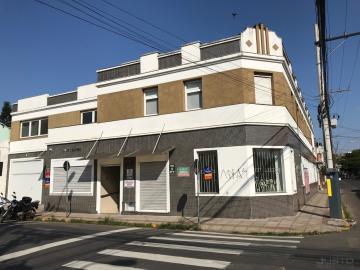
[40,191,349,234]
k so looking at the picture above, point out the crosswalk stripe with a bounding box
[184,230,304,239]
[172,232,301,243]
[98,249,231,269]
[126,241,243,255]
[149,236,298,249]
[63,260,144,270]
[0,227,139,262]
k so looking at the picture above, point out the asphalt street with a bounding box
[0,180,359,270]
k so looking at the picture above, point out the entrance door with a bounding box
[140,161,167,212]
[100,166,120,213]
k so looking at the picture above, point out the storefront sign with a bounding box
[43,168,50,189]
[124,180,135,188]
[204,173,213,181]
[203,167,214,181]
[169,164,176,174]
[177,166,190,177]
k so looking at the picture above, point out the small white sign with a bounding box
[126,169,134,180]
[124,180,135,188]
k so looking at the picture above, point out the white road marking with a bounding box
[149,236,297,249]
[184,230,304,239]
[99,249,231,269]
[63,260,144,270]
[0,227,139,262]
[127,241,243,255]
[172,232,301,243]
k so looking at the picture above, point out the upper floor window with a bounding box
[81,110,97,124]
[21,118,48,138]
[144,87,158,116]
[254,74,273,105]
[185,79,202,110]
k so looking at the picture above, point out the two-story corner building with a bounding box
[0,123,10,195]
[6,24,319,218]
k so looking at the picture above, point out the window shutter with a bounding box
[140,161,167,211]
[255,75,272,105]
[52,165,92,195]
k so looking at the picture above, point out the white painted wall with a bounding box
[181,42,201,64]
[268,31,283,56]
[0,125,10,194]
[301,156,319,185]
[193,145,297,197]
[9,137,48,154]
[240,28,257,54]
[140,52,159,73]
[17,94,48,112]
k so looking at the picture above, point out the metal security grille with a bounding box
[159,53,181,69]
[198,151,219,193]
[97,63,140,82]
[253,149,284,193]
[200,39,240,61]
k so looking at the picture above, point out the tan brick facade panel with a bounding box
[158,80,185,114]
[10,121,21,141]
[48,111,81,129]
[98,88,144,122]
[202,69,255,109]
[273,72,312,144]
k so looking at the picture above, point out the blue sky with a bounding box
[0,0,359,152]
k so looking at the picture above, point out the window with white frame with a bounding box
[81,110,97,124]
[197,150,219,193]
[144,87,158,116]
[50,159,93,195]
[253,148,284,193]
[185,79,202,110]
[254,74,273,105]
[21,118,48,138]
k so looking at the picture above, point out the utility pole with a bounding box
[315,0,342,219]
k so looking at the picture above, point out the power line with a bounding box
[33,0,163,52]
[33,0,314,130]
[71,0,171,52]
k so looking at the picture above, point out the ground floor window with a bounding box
[197,150,219,193]
[253,148,284,193]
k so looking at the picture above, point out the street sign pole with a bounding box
[63,161,70,216]
[194,159,200,226]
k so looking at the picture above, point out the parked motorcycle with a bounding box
[0,192,39,223]
[0,192,10,216]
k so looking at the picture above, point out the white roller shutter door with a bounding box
[7,159,43,201]
[52,166,92,194]
[50,159,93,196]
[140,161,167,211]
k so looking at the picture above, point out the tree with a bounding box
[338,149,360,178]
[0,101,12,127]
